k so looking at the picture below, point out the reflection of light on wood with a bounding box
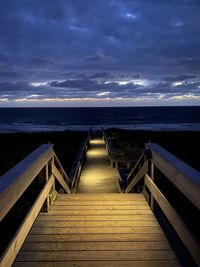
[90,139,104,145]
[87,149,106,158]
[77,138,119,193]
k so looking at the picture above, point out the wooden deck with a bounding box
[1,142,199,267]
[76,138,119,193]
[14,193,180,267]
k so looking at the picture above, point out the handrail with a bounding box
[144,173,200,267]
[0,144,53,221]
[126,151,145,182]
[54,153,70,183]
[54,153,70,191]
[1,175,54,267]
[69,130,90,192]
[125,160,148,193]
[146,143,200,210]
[0,144,71,266]
[124,142,200,266]
[102,129,111,156]
[120,149,150,193]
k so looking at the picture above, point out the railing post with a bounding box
[144,147,154,207]
[49,155,57,204]
[51,156,55,190]
[39,162,51,212]
[150,160,155,211]
[43,163,50,212]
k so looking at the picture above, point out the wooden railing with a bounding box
[103,129,142,169]
[102,129,120,167]
[123,143,200,266]
[102,129,111,156]
[0,144,70,267]
[69,131,90,192]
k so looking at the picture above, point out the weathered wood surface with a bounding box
[76,139,120,193]
[145,173,200,267]
[0,144,53,221]
[0,175,54,267]
[13,261,180,267]
[70,131,90,192]
[14,193,180,267]
[52,164,70,193]
[125,160,148,193]
[146,143,200,209]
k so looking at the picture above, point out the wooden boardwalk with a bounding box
[1,142,199,266]
[76,138,119,193]
[14,193,180,267]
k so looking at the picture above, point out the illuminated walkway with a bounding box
[77,138,120,193]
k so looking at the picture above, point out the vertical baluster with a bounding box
[150,160,155,211]
[40,163,50,212]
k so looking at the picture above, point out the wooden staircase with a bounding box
[1,139,199,266]
[14,193,180,267]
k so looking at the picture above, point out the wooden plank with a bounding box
[54,154,70,183]
[0,144,54,221]
[76,138,120,193]
[30,226,163,235]
[125,160,148,193]
[33,219,157,228]
[53,200,146,205]
[57,193,145,199]
[150,160,155,211]
[13,260,180,267]
[47,209,152,215]
[126,153,144,181]
[145,174,200,267]
[21,240,172,251]
[146,143,200,209]
[0,175,54,267]
[50,205,149,210]
[37,214,155,221]
[16,250,177,261]
[52,165,70,194]
[26,233,167,242]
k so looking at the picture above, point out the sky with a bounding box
[0,0,200,107]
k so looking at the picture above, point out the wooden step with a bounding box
[14,193,181,267]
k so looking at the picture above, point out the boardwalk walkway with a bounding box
[77,138,119,193]
[3,139,198,267]
[14,193,180,267]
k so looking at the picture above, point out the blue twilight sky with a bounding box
[0,0,200,107]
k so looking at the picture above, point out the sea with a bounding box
[0,106,200,133]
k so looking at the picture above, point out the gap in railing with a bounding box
[153,167,200,240]
[0,166,46,257]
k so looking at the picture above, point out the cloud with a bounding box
[84,53,112,63]
[89,72,112,79]
[1,76,200,105]
[0,0,200,105]
[163,74,196,82]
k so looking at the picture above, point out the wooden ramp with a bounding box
[14,193,180,267]
[77,138,119,193]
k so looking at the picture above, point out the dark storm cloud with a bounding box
[0,0,200,104]
[2,77,200,103]
[49,79,142,96]
[163,74,196,82]
[89,72,112,79]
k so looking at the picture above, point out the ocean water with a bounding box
[0,106,200,133]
